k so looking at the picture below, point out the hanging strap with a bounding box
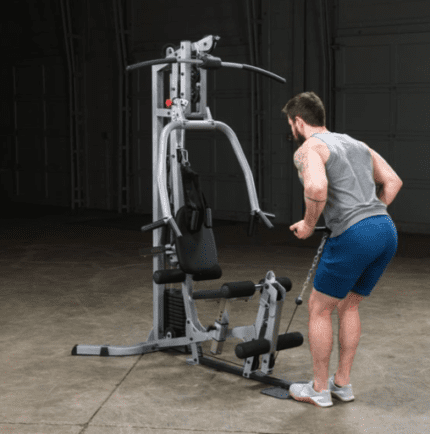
[180,164,211,231]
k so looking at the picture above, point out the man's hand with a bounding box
[290,220,315,239]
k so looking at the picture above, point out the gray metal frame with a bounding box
[73,36,299,391]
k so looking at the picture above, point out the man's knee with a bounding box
[337,291,365,312]
[308,288,340,315]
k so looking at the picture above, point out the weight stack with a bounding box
[164,288,187,337]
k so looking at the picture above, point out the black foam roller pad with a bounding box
[153,269,186,284]
[235,332,304,359]
[235,339,271,359]
[276,332,304,351]
[276,277,292,292]
[192,281,255,300]
[192,265,223,281]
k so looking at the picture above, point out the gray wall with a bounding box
[0,0,69,207]
[128,1,258,219]
[128,0,333,227]
[333,0,430,234]
[1,0,429,234]
[85,0,119,210]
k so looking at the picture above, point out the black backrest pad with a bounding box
[174,164,221,279]
[181,164,206,229]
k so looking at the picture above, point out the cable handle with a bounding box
[314,226,329,232]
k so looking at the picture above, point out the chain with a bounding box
[274,230,330,363]
[299,231,330,300]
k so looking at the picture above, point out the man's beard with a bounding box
[294,131,307,147]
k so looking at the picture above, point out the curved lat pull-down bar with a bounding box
[128,36,286,239]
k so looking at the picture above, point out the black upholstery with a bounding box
[174,164,222,281]
[175,205,222,279]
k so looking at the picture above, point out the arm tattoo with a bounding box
[294,153,304,172]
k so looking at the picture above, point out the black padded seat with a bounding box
[174,205,222,280]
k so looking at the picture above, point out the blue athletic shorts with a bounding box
[313,215,398,300]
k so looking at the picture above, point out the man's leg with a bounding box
[307,288,339,392]
[308,289,364,392]
[335,292,364,386]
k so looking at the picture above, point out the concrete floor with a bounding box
[0,204,429,434]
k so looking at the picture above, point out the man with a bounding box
[281,92,402,408]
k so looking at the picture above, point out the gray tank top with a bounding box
[300,132,389,238]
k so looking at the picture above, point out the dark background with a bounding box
[1,0,429,254]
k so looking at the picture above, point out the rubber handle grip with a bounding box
[141,218,166,233]
[126,57,176,72]
[248,213,257,237]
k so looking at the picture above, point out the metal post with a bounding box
[60,0,75,209]
[267,0,272,208]
[118,0,131,213]
[252,0,263,201]
[61,0,85,210]
[42,65,48,200]
[246,0,256,183]
[319,0,327,122]
[12,66,19,197]
[66,0,81,208]
[325,0,334,132]
[113,0,124,213]
[152,63,167,341]
[114,0,131,214]
[83,0,89,209]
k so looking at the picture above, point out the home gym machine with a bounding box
[72,35,331,399]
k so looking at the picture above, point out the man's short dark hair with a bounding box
[281,92,326,127]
